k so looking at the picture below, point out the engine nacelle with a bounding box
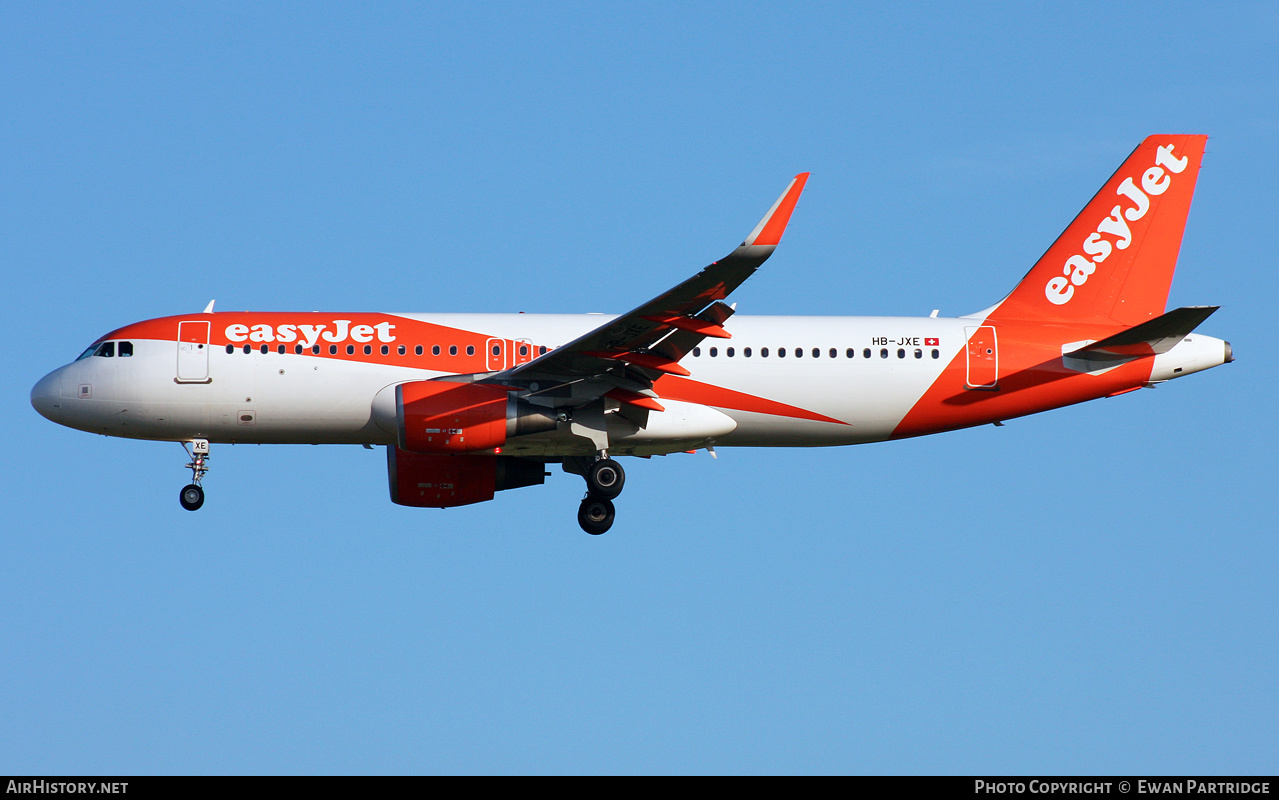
[396,380,557,454]
[388,448,547,508]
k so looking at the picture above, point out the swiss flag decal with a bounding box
[925,338,939,346]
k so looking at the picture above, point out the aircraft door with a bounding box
[514,338,534,365]
[964,326,998,389]
[486,338,505,371]
[176,321,211,383]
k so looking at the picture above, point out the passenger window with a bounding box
[794,348,802,358]
[226,344,234,354]
[761,347,768,357]
[433,345,441,356]
[727,347,735,357]
[744,347,752,357]
[244,345,253,354]
[915,348,922,359]
[814,348,821,358]
[277,344,285,354]
[312,345,321,354]
[118,341,133,357]
[828,348,836,358]
[364,345,373,355]
[466,345,474,356]
[880,348,888,359]
[415,345,423,356]
[539,346,548,355]
[260,344,269,354]
[381,345,389,355]
[398,345,406,355]
[693,347,701,357]
[449,345,458,356]
[328,345,337,355]
[897,348,905,358]
[778,348,786,358]
[864,348,872,359]
[709,347,717,357]
[846,348,854,358]
[931,349,940,359]
[295,344,304,354]
[346,345,355,355]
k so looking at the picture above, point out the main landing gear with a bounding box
[578,495,615,535]
[577,456,625,535]
[179,439,210,511]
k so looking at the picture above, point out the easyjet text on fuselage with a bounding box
[223,320,398,348]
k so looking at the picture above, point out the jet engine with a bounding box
[395,380,558,454]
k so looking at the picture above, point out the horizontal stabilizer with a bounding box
[1066,306,1219,361]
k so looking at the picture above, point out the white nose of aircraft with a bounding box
[30,369,63,423]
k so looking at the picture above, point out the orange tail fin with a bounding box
[989,135,1207,327]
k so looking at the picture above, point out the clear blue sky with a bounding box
[2,1,1275,774]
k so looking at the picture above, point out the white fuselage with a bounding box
[32,313,963,450]
[29,311,1228,459]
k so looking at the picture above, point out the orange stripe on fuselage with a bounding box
[654,374,848,426]
[102,313,540,372]
[891,318,1157,439]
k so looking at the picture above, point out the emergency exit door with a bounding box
[486,338,505,371]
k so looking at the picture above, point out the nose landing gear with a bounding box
[180,483,204,511]
[180,439,210,511]
[576,456,625,535]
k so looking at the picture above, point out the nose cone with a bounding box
[30,369,63,422]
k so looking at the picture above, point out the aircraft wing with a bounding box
[498,173,809,394]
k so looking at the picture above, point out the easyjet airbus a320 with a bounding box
[32,135,1231,533]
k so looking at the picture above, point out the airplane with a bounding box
[30,135,1231,534]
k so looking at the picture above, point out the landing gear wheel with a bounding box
[586,458,625,500]
[179,483,205,511]
[578,496,615,535]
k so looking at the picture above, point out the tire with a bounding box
[180,484,205,511]
[577,496,615,535]
[586,458,625,500]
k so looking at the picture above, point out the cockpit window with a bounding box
[77,339,132,359]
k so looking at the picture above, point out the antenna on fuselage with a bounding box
[203,299,216,314]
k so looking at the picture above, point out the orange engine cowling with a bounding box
[396,380,557,454]
[388,448,547,508]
